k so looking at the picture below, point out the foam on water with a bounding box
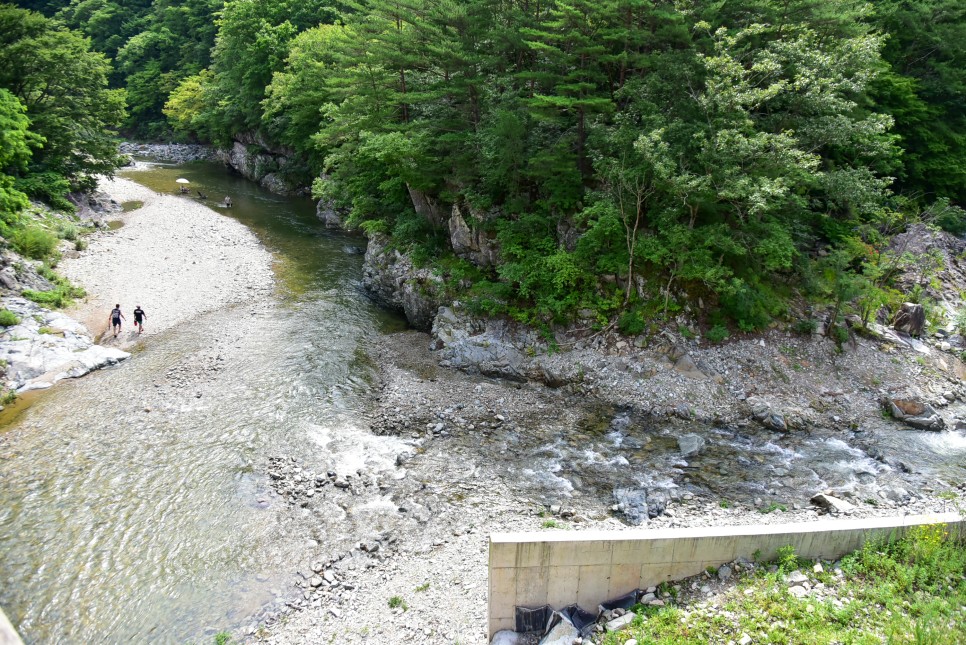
[916,430,966,454]
[308,422,410,477]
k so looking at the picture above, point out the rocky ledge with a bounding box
[0,297,129,393]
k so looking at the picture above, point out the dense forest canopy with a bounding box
[4,0,966,335]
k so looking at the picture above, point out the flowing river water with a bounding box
[2,162,966,644]
[0,161,407,643]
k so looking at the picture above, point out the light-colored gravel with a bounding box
[60,176,274,346]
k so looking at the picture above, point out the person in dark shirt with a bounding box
[108,303,125,337]
[133,305,147,334]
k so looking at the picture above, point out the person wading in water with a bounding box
[133,305,147,334]
[108,303,125,337]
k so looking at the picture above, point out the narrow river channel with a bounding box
[0,161,406,643]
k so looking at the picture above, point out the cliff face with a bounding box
[358,199,502,332]
[217,132,307,196]
[361,234,446,331]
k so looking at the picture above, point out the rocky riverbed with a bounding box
[256,329,966,645]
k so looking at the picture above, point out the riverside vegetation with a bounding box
[598,524,966,645]
[4,1,966,338]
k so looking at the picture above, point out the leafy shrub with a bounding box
[10,226,58,260]
[705,324,729,344]
[0,309,20,326]
[55,221,78,241]
[466,279,512,317]
[777,545,799,573]
[794,318,818,335]
[618,308,646,335]
[14,172,75,213]
[925,198,966,236]
[37,263,58,282]
[359,219,389,236]
[719,279,785,332]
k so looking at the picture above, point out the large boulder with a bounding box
[746,396,788,431]
[677,433,705,457]
[893,303,926,337]
[883,397,945,431]
[316,196,344,229]
[613,487,673,524]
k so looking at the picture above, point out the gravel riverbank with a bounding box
[60,175,274,347]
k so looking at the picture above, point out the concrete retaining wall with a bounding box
[0,607,23,645]
[488,512,965,637]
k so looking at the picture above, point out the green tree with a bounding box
[0,88,40,219]
[0,4,126,194]
[870,0,966,203]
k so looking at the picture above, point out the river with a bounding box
[0,161,406,643]
[2,162,966,644]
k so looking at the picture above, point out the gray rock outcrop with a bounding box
[118,142,216,163]
[883,397,945,431]
[0,250,55,296]
[217,132,306,195]
[361,234,445,331]
[448,203,501,267]
[0,297,130,392]
[316,196,345,229]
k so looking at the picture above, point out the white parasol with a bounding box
[175,178,190,184]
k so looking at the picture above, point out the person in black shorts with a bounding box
[108,303,125,337]
[133,305,146,334]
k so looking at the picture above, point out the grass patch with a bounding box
[54,221,78,241]
[760,502,788,514]
[388,595,408,610]
[9,225,58,260]
[0,309,20,327]
[415,582,430,592]
[22,282,85,309]
[600,524,966,644]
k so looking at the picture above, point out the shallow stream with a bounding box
[0,162,406,643]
